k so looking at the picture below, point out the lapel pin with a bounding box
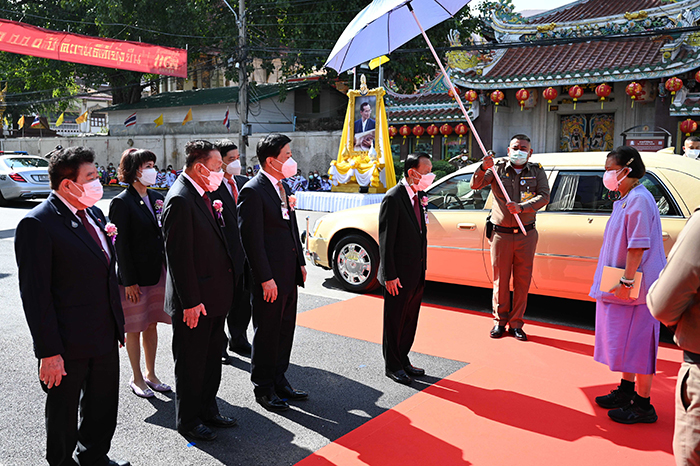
[140,200,144,205]
[71,221,79,228]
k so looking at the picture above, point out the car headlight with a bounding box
[312,217,324,237]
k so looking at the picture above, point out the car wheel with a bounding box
[332,234,379,293]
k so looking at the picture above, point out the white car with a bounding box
[0,152,51,205]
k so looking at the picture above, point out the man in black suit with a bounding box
[212,139,252,363]
[162,139,237,441]
[237,133,308,412]
[14,147,129,466]
[379,152,434,385]
[353,102,376,134]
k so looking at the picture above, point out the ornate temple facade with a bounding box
[387,0,700,158]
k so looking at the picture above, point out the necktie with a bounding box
[202,192,215,218]
[228,178,238,203]
[413,194,422,231]
[277,181,288,209]
[76,210,110,261]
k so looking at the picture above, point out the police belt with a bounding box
[493,223,536,234]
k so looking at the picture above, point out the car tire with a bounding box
[332,234,380,293]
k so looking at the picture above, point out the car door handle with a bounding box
[457,223,477,230]
[662,231,670,241]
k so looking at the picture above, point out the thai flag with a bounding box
[223,107,230,131]
[124,112,137,127]
[31,115,41,127]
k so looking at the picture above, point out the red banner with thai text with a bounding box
[0,18,187,78]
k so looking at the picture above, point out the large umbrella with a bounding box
[325,0,527,235]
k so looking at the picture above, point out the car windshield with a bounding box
[4,157,48,169]
[425,173,491,210]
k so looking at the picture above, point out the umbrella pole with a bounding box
[408,4,526,235]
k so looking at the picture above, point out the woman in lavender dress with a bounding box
[589,146,666,424]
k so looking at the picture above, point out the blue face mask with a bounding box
[509,149,529,166]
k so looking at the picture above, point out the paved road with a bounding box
[0,189,664,465]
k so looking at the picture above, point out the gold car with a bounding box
[305,151,700,301]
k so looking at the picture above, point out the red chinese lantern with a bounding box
[626,82,643,108]
[454,123,468,140]
[665,77,683,96]
[490,90,504,113]
[464,89,478,107]
[695,70,700,84]
[426,124,439,140]
[412,124,425,140]
[595,83,612,109]
[543,87,558,111]
[448,86,461,100]
[568,85,583,110]
[439,123,453,138]
[388,125,398,138]
[515,88,530,111]
[681,118,698,136]
[399,124,411,145]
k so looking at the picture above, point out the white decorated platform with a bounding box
[295,191,384,212]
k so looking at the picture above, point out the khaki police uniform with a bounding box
[470,158,550,329]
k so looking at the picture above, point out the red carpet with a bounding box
[296,295,681,465]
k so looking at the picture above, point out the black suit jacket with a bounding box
[378,183,428,289]
[109,186,165,287]
[354,118,376,133]
[15,193,125,360]
[237,172,305,296]
[162,175,234,318]
[211,179,245,276]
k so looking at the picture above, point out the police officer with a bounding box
[470,134,550,341]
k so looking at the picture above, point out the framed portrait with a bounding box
[352,95,377,152]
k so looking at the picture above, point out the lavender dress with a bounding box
[589,184,666,375]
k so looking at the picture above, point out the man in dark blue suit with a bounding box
[162,140,238,442]
[353,102,376,134]
[212,139,252,363]
[15,147,129,466]
[238,133,308,412]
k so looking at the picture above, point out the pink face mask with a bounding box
[602,168,628,192]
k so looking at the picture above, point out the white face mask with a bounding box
[71,178,103,207]
[200,163,225,191]
[272,156,298,179]
[226,159,242,176]
[603,168,629,192]
[138,167,158,186]
[685,148,700,159]
[509,149,529,166]
[413,171,436,191]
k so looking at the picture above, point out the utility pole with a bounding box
[238,0,248,164]
[223,0,248,164]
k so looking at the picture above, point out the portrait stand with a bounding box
[329,75,397,193]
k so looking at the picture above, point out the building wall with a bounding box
[108,97,296,137]
[0,130,342,175]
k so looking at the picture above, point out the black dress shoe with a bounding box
[230,340,252,357]
[277,385,309,400]
[490,325,506,338]
[256,393,290,412]
[509,328,528,341]
[180,424,217,441]
[386,369,413,385]
[404,365,425,377]
[107,461,131,466]
[204,413,238,428]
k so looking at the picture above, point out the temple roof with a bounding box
[384,78,476,124]
[526,0,668,24]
